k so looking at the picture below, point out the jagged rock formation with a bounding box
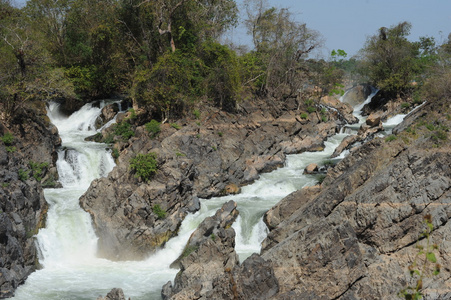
[260,97,451,299]
[161,96,450,299]
[162,201,278,300]
[0,104,60,298]
[96,288,128,300]
[80,97,355,260]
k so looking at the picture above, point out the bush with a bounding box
[152,204,166,219]
[145,120,161,137]
[171,123,181,130]
[300,113,308,119]
[18,168,29,181]
[307,106,316,113]
[130,152,158,182]
[114,121,135,140]
[1,133,14,145]
[29,161,49,181]
[385,135,397,142]
[193,109,201,119]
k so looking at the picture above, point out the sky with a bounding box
[228,0,451,58]
[12,0,451,59]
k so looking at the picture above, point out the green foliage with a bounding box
[175,151,186,157]
[307,106,316,113]
[385,135,397,142]
[1,133,14,145]
[300,113,308,120]
[193,109,201,119]
[401,102,411,109]
[102,134,114,144]
[210,233,216,241]
[6,146,16,153]
[145,120,161,138]
[28,161,49,181]
[359,22,435,98]
[111,148,120,159]
[399,214,441,300]
[114,121,135,140]
[170,123,181,130]
[152,204,166,219]
[130,152,158,182]
[18,168,29,181]
[217,132,223,137]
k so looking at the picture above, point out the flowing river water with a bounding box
[11,95,405,299]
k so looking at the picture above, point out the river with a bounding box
[11,94,403,299]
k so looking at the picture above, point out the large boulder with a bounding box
[341,84,373,107]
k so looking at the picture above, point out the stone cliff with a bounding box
[0,102,60,298]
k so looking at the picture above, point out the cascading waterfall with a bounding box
[12,96,409,299]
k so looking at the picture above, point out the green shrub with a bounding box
[307,106,316,113]
[114,122,135,140]
[300,113,308,119]
[29,161,49,181]
[425,123,436,131]
[130,152,158,182]
[18,168,29,181]
[385,135,397,142]
[193,109,201,119]
[111,148,120,159]
[6,146,16,152]
[145,120,161,138]
[102,134,114,144]
[317,174,326,184]
[175,151,186,157]
[152,204,167,219]
[127,108,137,120]
[1,133,14,145]
[432,130,447,141]
[171,123,181,130]
[217,132,223,137]
[401,102,411,109]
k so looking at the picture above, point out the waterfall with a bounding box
[12,97,410,299]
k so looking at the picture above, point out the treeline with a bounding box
[1,0,451,122]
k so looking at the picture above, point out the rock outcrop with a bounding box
[162,201,278,300]
[0,103,60,298]
[259,97,451,299]
[96,288,127,300]
[80,97,356,260]
[161,96,450,300]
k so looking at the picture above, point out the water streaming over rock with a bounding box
[12,97,408,299]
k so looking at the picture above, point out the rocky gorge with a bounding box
[2,84,450,299]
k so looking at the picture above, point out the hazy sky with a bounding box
[230,0,451,58]
[12,0,451,59]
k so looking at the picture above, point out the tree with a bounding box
[243,0,321,97]
[359,22,421,98]
[0,0,74,119]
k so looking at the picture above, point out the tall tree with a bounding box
[359,21,421,98]
[243,0,321,97]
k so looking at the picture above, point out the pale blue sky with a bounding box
[230,0,451,58]
[12,0,451,58]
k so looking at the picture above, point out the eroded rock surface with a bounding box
[259,98,451,299]
[80,97,355,260]
[162,201,278,300]
[0,104,60,298]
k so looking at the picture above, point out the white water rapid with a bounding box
[12,97,407,299]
